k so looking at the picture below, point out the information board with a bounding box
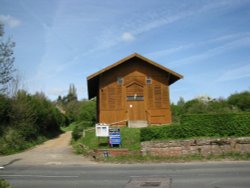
[95,123,109,137]
[109,128,121,147]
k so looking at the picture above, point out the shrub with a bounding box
[180,113,250,137]
[0,95,11,135]
[141,113,250,141]
[72,125,84,140]
[78,100,96,126]
[0,90,66,154]
[0,179,12,188]
[0,128,26,154]
[228,91,250,111]
[71,121,94,140]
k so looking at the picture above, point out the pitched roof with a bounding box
[87,53,183,99]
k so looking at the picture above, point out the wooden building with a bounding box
[87,53,183,126]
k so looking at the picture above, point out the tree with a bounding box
[67,84,77,102]
[228,91,250,111]
[78,99,96,126]
[0,23,15,94]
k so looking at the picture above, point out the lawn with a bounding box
[74,126,141,153]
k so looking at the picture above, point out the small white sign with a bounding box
[95,123,109,137]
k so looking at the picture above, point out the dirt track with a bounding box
[0,132,95,166]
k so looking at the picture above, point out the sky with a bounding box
[0,0,250,103]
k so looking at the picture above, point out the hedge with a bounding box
[141,113,250,141]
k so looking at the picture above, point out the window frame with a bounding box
[146,76,152,84]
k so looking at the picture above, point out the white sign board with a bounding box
[95,123,109,137]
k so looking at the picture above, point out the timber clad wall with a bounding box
[87,53,183,126]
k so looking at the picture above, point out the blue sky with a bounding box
[1,0,250,103]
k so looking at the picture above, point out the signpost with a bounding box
[109,128,121,147]
[95,123,109,137]
[95,124,122,158]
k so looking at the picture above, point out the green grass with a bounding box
[69,123,250,163]
[0,179,12,188]
[0,135,48,155]
[73,127,141,154]
[61,121,81,132]
[102,152,250,163]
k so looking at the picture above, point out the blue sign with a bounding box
[109,128,121,147]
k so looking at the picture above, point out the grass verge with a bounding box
[72,126,141,154]
[101,152,250,163]
[61,122,79,132]
[69,123,250,163]
[0,179,12,188]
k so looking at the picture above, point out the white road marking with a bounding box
[0,175,79,178]
[0,166,4,169]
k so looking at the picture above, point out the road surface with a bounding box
[1,162,250,188]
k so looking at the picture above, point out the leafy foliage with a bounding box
[56,84,96,124]
[0,23,15,94]
[73,127,140,153]
[171,91,250,123]
[0,179,12,188]
[228,91,250,111]
[78,100,96,125]
[0,91,67,155]
[141,113,250,141]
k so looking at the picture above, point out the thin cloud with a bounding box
[146,44,194,59]
[169,36,250,68]
[0,15,21,28]
[147,32,250,58]
[131,0,247,36]
[121,32,135,42]
[218,63,250,82]
[31,0,250,80]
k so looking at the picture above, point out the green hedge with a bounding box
[141,113,250,141]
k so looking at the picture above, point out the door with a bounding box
[126,82,146,121]
[127,100,146,120]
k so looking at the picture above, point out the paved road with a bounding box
[1,162,250,188]
[0,132,94,166]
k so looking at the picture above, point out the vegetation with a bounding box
[0,23,16,95]
[57,84,96,125]
[1,23,249,162]
[0,91,66,155]
[102,152,250,163]
[171,90,250,123]
[0,80,95,155]
[72,127,141,154]
[0,179,12,188]
[69,90,250,161]
[141,113,250,141]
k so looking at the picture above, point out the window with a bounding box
[127,95,144,101]
[117,77,123,85]
[146,76,152,84]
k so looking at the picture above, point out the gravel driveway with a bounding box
[0,132,95,166]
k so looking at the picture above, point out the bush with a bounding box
[0,128,26,154]
[181,113,250,137]
[78,100,96,126]
[72,125,84,140]
[228,91,250,111]
[0,91,66,155]
[0,95,11,135]
[71,121,94,140]
[141,113,250,141]
[0,179,12,188]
